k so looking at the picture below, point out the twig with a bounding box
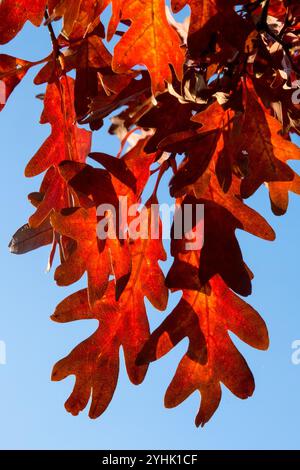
[44,10,60,59]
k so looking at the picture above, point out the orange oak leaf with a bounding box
[163,102,236,196]
[268,174,300,216]
[240,80,299,200]
[127,197,169,313]
[0,0,47,44]
[47,0,106,40]
[166,196,253,296]
[171,0,220,57]
[28,167,73,228]
[166,132,221,197]
[52,138,158,302]
[34,35,111,86]
[50,207,125,306]
[197,199,252,296]
[51,284,148,418]
[111,0,184,94]
[0,55,34,111]
[190,172,276,242]
[57,161,133,298]
[4,0,300,427]
[25,76,91,177]
[264,126,300,214]
[51,201,168,417]
[25,76,91,228]
[34,34,116,121]
[28,167,71,229]
[137,275,268,426]
[57,161,120,210]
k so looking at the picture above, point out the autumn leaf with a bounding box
[268,174,300,216]
[0,55,34,111]
[25,76,91,177]
[9,219,53,255]
[137,92,196,153]
[34,34,110,84]
[0,0,47,44]
[82,70,151,129]
[240,80,298,200]
[25,76,91,228]
[143,98,244,196]
[51,285,140,418]
[90,137,157,206]
[51,280,150,418]
[165,196,253,296]
[110,0,184,94]
[171,0,252,58]
[50,207,117,305]
[47,0,106,40]
[4,0,300,427]
[138,275,268,426]
[51,200,168,417]
[57,163,133,302]
[186,170,275,242]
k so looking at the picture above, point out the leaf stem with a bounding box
[44,10,60,59]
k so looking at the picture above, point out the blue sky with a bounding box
[0,11,300,450]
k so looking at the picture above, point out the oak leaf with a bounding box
[0,0,47,44]
[110,0,184,94]
[51,201,168,417]
[0,55,33,111]
[25,76,91,228]
[138,276,268,427]
[4,0,300,428]
[240,81,298,201]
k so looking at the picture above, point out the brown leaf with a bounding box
[9,219,53,255]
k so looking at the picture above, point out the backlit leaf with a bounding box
[111,0,184,94]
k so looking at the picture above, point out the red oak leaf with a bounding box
[25,76,91,228]
[138,275,268,427]
[0,55,33,111]
[0,0,47,44]
[51,201,168,417]
[110,0,184,94]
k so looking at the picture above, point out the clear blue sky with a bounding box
[0,10,300,450]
